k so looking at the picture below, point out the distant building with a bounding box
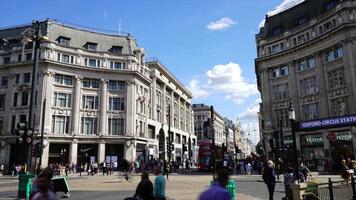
[0,19,195,173]
[255,0,356,171]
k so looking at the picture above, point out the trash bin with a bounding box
[226,180,236,200]
[18,174,35,199]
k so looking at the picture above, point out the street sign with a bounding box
[327,132,336,141]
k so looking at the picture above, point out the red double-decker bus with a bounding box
[198,140,213,171]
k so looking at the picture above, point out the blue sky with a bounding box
[0,0,299,143]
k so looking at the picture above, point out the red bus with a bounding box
[198,140,213,171]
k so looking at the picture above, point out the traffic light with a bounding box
[16,122,26,144]
[16,122,33,145]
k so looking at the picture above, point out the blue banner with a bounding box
[299,115,356,130]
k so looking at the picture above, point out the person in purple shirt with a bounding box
[199,169,231,200]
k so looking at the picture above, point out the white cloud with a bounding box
[239,99,261,121]
[205,62,258,104]
[207,17,236,31]
[259,0,305,28]
[188,79,210,99]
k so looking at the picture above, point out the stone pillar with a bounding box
[322,130,330,163]
[290,183,307,200]
[315,52,328,118]
[41,141,50,167]
[126,80,136,136]
[162,85,167,124]
[72,76,82,135]
[178,97,181,129]
[152,77,157,120]
[171,92,174,127]
[0,141,10,172]
[124,143,136,162]
[98,141,105,163]
[352,126,356,160]
[69,140,78,165]
[42,71,54,134]
[100,79,108,135]
[343,40,356,113]
[288,61,300,117]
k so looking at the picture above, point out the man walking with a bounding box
[199,169,231,200]
[262,160,276,200]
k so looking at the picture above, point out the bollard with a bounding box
[328,178,334,200]
[351,175,356,200]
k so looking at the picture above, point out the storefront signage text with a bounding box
[299,115,356,130]
[302,135,323,145]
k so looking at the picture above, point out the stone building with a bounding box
[255,0,356,171]
[0,19,195,172]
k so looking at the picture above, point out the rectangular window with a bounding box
[62,54,70,63]
[22,91,29,106]
[300,77,318,96]
[0,94,5,110]
[0,117,3,135]
[81,117,97,135]
[25,53,32,61]
[328,68,344,89]
[23,73,31,83]
[280,66,288,76]
[1,77,8,87]
[86,43,97,51]
[109,97,125,111]
[59,37,70,46]
[11,115,16,133]
[15,74,20,84]
[331,97,348,116]
[82,78,100,89]
[110,46,123,54]
[302,103,319,120]
[88,59,97,67]
[13,92,18,107]
[335,46,343,58]
[326,49,335,62]
[82,95,99,110]
[273,84,289,100]
[110,62,124,69]
[108,81,126,91]
[307,57,316,69]
[53,92,71,108]
[108,118,124,135]
[54,74,73,86]
[52,115,70,134]
[3,57,10,64]
[274,108,289,128]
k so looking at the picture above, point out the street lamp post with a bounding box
[288,102,299,182]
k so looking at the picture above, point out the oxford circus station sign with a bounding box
[299,115,356,130]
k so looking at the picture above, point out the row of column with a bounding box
[41,140,136,167]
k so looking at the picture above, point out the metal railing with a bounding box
[303,175,355,200]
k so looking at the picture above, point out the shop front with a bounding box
[48,143,70,165]
[301,134,324,171]
[328,131,354,171]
